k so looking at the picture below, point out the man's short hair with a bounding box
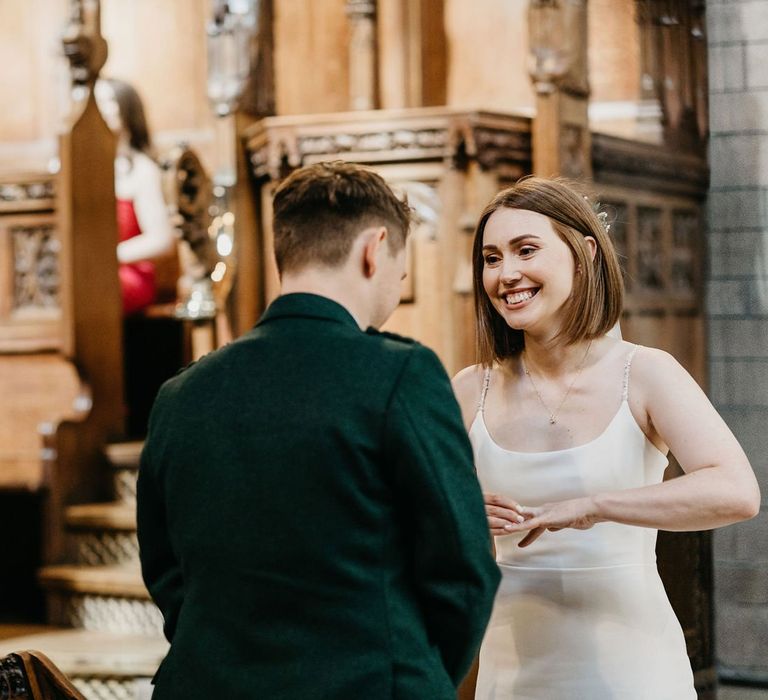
[272,161,412,273]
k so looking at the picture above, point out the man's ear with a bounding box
[362,226,388,278]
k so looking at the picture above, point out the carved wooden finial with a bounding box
[528,0,589,98]
[62,0,108,88]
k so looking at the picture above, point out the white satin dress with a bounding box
[471,347,696,699]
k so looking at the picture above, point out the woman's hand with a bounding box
[505,497,600,547]
[484,493,528,536]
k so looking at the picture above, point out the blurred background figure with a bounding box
[95,78,174,315]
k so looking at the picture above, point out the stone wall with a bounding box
[707,0,768,682]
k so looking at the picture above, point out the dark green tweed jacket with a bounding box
[137,293,500,699]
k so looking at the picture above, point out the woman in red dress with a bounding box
[95,78,174,315]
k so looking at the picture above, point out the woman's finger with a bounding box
[486,505,526,523]
[487,516,515,530]
[518,527,546,547]
[484,493,522,511]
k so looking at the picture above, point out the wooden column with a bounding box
[377,0,447,109]
[346,0,378,110]
[529,0,591,179]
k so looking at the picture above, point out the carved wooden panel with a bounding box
[670,209,698,295]
[0,178,56,214]
[0,210,61,352]
[637,205,664,292]
[593,192,703,317]
[11,223,60,311]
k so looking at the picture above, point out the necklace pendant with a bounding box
[549,416,556,425]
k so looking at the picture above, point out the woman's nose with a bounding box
[499,262,522,284]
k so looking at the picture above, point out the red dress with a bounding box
[117,198,156,315]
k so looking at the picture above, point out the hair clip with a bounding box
[583,195,611,235]
[596,210,611,234]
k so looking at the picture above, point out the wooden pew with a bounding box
[0,81,124,566]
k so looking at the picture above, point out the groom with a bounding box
[137,161,499,699]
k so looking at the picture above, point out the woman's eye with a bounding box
[519,246,536,257]
[484,254,501,265]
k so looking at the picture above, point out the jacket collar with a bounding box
[256,293,361,330]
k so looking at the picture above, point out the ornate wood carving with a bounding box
[593,195,703,314]
[0,179,56,213]
[670,210,698,294]
[0,203,61,352]
[12,224,61,311]
[592,133,708,196]
[0,653,29,699]
[528,0,589,98]
[62,0,108,89]
[637,206,664,291]
[528,0,591,178]
[245,109,532,182]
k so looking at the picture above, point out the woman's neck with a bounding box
[520,333,593,378]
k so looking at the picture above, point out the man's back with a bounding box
[138,294,499,699]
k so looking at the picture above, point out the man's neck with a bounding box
[280,270,369,329]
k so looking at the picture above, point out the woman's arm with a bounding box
[452,365,526,534]
[117,154,175,263]
[451,364,484,432]
[505,347,760,545]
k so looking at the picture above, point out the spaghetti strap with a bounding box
[622,345,640,401]
[478,368,491,414]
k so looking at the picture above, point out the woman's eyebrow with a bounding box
[482,234,542,250]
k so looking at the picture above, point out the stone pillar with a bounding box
[707,0,768,684]
[528,0,591,179]
[346,0,378,110]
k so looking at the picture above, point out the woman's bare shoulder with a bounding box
[629,344,683,383]
[452,364,485,395]
[452,364,487,424]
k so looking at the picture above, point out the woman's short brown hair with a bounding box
[272,161,412,273]
[472,177,624,366]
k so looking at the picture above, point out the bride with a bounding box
[452,177,759,699]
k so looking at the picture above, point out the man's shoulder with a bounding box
[156,341,235,397]
[364,327,419,349]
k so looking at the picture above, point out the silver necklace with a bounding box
[521,341,593,425]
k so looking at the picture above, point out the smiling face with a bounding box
[481,207,578,339]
